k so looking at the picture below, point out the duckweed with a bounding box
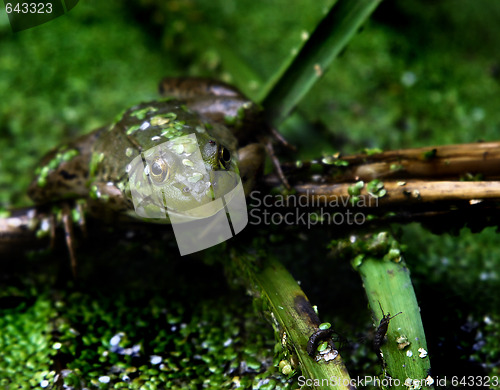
[0,279,295,389]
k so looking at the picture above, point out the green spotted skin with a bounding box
[28,130,102,203]
[28,99,242,222]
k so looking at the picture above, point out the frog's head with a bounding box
[126,131,240,222]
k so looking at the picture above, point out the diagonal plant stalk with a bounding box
[230,247,355,390]
[261,0,382,126]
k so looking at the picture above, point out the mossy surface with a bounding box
[0,234,294,389]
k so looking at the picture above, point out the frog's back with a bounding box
[91,99,237,184]
[28,129,103,204]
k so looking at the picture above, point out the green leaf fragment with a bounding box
[130,106,158,120]
[367,179,386,198]
[172,144,184,154]
[321,156,336,165]
[334,159,349,166]
[183,143,197,154]
[355,180,364,189]
[150,115,170,127]
[71,208,81,223]
[182,159,194,167]
[62,149,79,161]
[348,181,364,196]
[363,147,383,155]
[390,163,404,171]
[317,341,328,352]
[245,357,261,370]
[188,173,203,183]
[126,124,142,135]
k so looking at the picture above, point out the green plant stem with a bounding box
[261,0,382,126]
[353,245,433,389]
[231,250,354,390]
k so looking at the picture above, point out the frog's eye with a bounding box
[218,146,232,169]
[149,157,170,184]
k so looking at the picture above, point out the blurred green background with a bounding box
[1,0,499,388]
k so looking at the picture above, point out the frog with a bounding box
[28,78,268,223]
[20,77,284,273]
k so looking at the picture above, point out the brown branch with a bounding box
[288,181,500,205]
[281,141,500,183]
[259,141,500,233]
